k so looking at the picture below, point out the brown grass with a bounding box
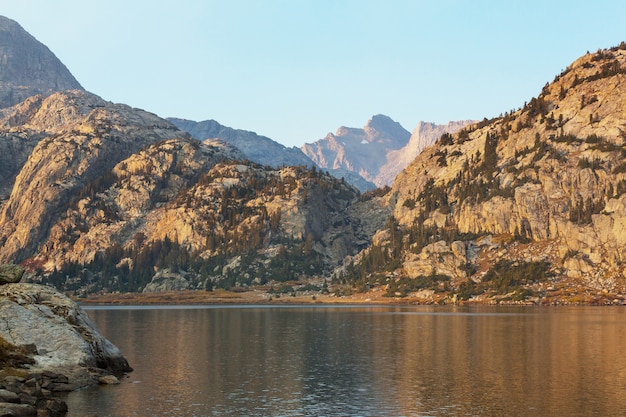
[0,335,35,368]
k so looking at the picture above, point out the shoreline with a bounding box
[75,287,626,307]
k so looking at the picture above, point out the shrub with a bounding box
[578,157,602,170]
[482,260,553,295]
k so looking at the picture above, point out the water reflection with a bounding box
[67,306,626,416]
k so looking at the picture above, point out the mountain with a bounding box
[3,14,626,303]
[0,90,380,295]
[0,90,193,264]
[301,114,408,189]
[0,16,382,296]
[168,117,314,168]
[301,115,471,190]
[339,43,626,304]
[0,16,82,108]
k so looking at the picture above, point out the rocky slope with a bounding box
[0,90,187,264]
[376,120,474,186]
[0,90,378,295]
[39,157,376,295]
[169,117,314,168]
[0,16,378,296]
[0,16,82,108]
[340,43,626,304]
[301,115,471,190]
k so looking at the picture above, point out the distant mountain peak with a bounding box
[0,15,83,108]
[364,114,410,144]
[302,115,470,190]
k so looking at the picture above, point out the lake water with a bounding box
[66,305,626,417]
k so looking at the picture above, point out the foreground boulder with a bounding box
[0,283,131,388]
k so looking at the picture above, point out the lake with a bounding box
[66,305,626,416]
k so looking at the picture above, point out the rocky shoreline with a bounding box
[77,284,626,307]
[0,371,70,417]
[0,265,132,417]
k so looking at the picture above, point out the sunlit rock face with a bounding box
[359,45,626,293]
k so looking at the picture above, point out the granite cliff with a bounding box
[0,91,375,295]
[0,16,82,109]
[0,90,186,264]
[340,44,626,304]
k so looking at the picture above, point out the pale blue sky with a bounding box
[1,0,625,147]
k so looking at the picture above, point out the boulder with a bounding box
[0,403,36,416]
[0,390,19,404]
[0,283,131,387]
[142,269,190,293]
[0,265,24,285]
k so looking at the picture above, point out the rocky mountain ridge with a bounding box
[0,90,381,295]
[168,117,314,168]
[339,43,626,304]
[301,115,472,189]
[0,90,189,264]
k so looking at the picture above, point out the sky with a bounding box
[1,0,625,147]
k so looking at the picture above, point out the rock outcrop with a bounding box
[0,16,83,109]
[0,264,24,284]
[0,283,132,374]
[0,90,186,264]
[0,283,131,382]
[143,269,190,293]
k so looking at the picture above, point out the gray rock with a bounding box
[302,116,473,190]
[0,283,131,378]
[44,398,68,416]
[143,269,190,293]
[0,16,83,109]
[0,402,36,416]
[169,117,313,168]
[0,390,19,404]
[0,264,24,285]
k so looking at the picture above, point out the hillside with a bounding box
[376,120,474,186]
[339,43,626,304]
[0,90,386,294]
